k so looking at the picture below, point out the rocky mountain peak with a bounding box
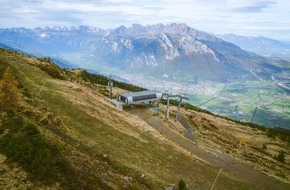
[0,23,277,82]
[107,23,211,39]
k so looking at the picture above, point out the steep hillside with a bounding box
[0,49,289,190]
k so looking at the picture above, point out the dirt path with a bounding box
[127,107,289,190]
[178,115,195,142]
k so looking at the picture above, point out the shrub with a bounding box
[178,179,187,190]
[239,138,247,146]
[0,117,60,180]
[37,63,65,80]
[276,150,285,163]
[0,67,22,111]
[0,57,9,75]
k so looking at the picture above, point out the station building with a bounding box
[118,90,163,105]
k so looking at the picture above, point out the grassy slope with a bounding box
[180,108,290,180]
[0,49,289,189]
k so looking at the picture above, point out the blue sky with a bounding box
[0,0,289,40]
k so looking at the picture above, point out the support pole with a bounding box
[211,168,222,190]
[37,81,46,98]
[163,93,188,120]
[108,77,113,99]
[166,96,170,120]
[175,97,183,122]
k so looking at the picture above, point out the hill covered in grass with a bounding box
[0,48,289,190]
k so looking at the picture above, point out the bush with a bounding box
[37,59,65,80]
[0,117,60,180]
[178,179,187,190]
[0,67,22,111]
[0,57,9,75]
[276,150,285,163]
[38,64,65,80]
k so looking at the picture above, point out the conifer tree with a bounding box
[0,67,21,110]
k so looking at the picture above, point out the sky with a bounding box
[0,0,290,41]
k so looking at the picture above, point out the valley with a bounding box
[118,72,290,129]
[199,81,290,129]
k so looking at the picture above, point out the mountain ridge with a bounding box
[0,23,282,82]
[217,33,290,60]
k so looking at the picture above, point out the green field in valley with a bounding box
[188,80,290,129]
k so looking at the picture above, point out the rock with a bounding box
[100,172,108,180]
[124,176,133,183]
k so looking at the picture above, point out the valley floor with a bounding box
[121,73,290,129]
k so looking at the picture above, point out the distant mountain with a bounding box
[0,42,12,49]
[0,42,30,54]
[217,33,290,60]
[0,23,284,82]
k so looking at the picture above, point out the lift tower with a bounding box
[108,76,113,99]
[162,93,189,121]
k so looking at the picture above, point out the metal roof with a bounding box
[119,90,162,98]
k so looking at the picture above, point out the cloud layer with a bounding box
[0,0,289,40]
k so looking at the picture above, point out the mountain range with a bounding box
[217,33,290,60]
[0,23,287,83]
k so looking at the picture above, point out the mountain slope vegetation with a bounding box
[0,48,289,190]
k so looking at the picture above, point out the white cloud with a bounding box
[0,0,289,40]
